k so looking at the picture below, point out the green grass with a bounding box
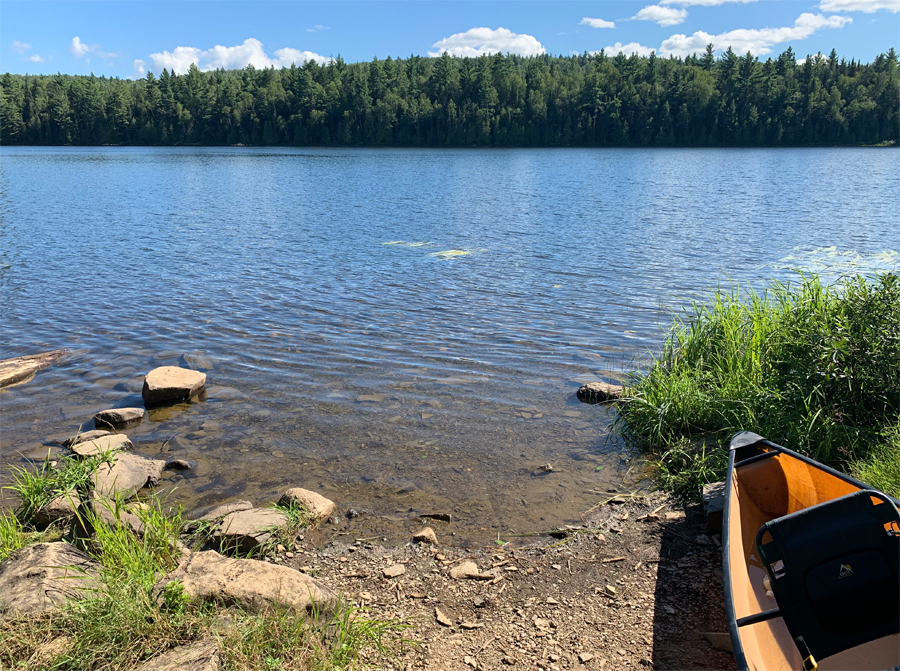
[1,461,401,670]
[618,272,900,499]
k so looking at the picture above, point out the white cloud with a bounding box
[633,5,689,26]
[29,54,44,63]
[428,27,546,57]
[71,36,91,57]
[581,17,616,28]
[659,12,852,57]
[146,38,327,75]
[818,0,899,11]
[70,36,116,59]
[662,0,756,5]
[133,59,146,78]
[12,40,32,54]
[599,42,657,57]
[306,24,328,33]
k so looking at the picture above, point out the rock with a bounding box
[215,508,288,555]
[665,511,685,521]
[460,621,483,629]
[501,655,516,665]
[412,527,438,544]
[78,494,146,537]
[277,488,335,522]
[93,407,145,429]
[71,433,133,458]
[92,451,166,499]
[605,584,617,596]
[421,513,452,523]
[464,656,479,669]
[435,607,453,626]
[32,491,81,529]
[704,632,734,653]
[166,458,198,471]
[135,639,221,671]
[702,481,726,532]
[450,561,479,579]
[576,381,623,404]
[63,429,111,447]
[696,534,714,546]
[579,652,595,663]
[0,543,100,617]
[356,394,386,403]
[142,366,207,407]
[383,564,406,578]
[191,500,254,523]
[153,550,336,615]
[0,350,70,389]
[182,352,216,371]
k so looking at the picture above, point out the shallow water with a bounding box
[2,146,898,544]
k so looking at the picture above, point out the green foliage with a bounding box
[1,47,897,147]
[620,273,900,497]
[5,448,116,526]
[0,510,26,562]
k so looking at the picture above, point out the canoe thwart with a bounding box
[736,608,782,628]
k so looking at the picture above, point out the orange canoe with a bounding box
[724,432,899,671]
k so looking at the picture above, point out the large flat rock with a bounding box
[142,366,206,407]
[70,433,133,458]
[153,550,337,614]
[92,451,166,499]
[0,542,100,618]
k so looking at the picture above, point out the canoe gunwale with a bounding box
[722,432,899,671]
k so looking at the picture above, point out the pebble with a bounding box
[578,652,594,663]
[383,564,406,578]
[435,607,453,627]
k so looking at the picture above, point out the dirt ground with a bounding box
[278,492,737,671]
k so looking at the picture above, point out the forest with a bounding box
[1,46,897,147]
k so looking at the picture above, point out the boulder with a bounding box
[412,527,438,545]
[32,491,81,529]
[92,452,166,499]
[93,407,145,429]
[135,639,221,671]
[278,488,335,522]
[215,508,288,555]
[576,381,623,404]
[63,429,111,447]
[0,542,100,618]
[152,550,337,614]
[142,367,207,407]
[77,494,146,536]
[71,433,133,458]
[0,350,70,389]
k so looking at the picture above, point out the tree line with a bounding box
[1,46,897,147]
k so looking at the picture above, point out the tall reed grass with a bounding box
[618,273,900,498]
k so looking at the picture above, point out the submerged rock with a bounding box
[153,550,337,614]
[576,381,623,404]
[142,366,207,407]
[0,543,100,618]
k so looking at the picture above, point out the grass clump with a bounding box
[619,272,900,498]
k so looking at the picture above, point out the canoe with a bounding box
[724,431,900,671]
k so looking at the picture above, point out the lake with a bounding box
[1,146,898,544]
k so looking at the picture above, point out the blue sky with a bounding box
[2,1,897,79]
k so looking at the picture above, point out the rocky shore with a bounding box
[1,362,732,670]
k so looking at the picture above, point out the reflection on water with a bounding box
[1,147,897,544]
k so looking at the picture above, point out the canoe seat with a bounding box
[756,489,900,670]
